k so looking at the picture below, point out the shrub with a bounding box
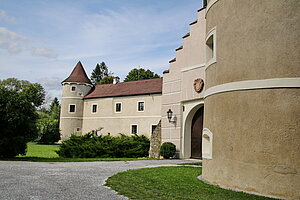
[56,133,150,158]
[160,142,176,159]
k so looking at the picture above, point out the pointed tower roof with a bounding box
[62,61,92,85]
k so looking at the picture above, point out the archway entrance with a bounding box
[191,107,203,159]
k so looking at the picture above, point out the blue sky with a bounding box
[0,0,202,101]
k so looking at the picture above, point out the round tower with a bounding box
[60,61,93,140]
[202,1,300,199]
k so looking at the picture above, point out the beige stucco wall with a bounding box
[161,8,206,158]
[82,94,161,138]
[59,83,93,140]
[203,1,300,199]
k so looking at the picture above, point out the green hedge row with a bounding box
[56,133,150,158]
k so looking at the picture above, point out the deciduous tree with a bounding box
[0,78,45,157]
[124,68,160,82]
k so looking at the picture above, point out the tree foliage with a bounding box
[98,76,114,85]
[90,62,114,85]
[0,78,45,158]
[124,68,160,82]
[36,97,61,144]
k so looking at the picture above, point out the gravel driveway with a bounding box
[0,159,197,200]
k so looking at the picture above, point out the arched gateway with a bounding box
[191,106,203,159]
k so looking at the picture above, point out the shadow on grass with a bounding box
[0,157,158,162]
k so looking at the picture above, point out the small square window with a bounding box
[116,103,122,112]
[71,86,76,91]
[138,102,144,111]
[131,125,138,135]
[69,105,76,113]
[92,104,97,113]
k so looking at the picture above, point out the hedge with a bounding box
[56,133,150,158]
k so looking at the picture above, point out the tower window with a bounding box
[71,86,76,92]
[131,125,138,135]
[69,104,76,113]
[92,104,97,113]
[137,101,144,111]
[115,103,122,112]
[205,26,217,68]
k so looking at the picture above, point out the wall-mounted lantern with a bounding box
[167,109,176,123]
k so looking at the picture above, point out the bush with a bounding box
[56,133,150,158]
[160,142,176,159]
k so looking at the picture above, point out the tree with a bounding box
[0,78,45,107]
[98,76,114,85]
[0,78,45,157]
[37,98,61,144]
[124,68,160,82]
[90,62,112,84]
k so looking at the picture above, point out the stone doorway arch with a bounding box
[181,100,204,158]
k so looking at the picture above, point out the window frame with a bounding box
[205,26,217,69]
[115,102,122,113]
[91,104,98,114]
[131,124,138,135]
[69,104,76,113]
[70,86,76,92]
[137,101,145,112]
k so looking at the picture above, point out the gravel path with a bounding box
[0,159,197,200]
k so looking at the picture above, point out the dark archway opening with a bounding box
[191,106,203,159]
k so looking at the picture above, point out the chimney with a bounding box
[113,76,120,84]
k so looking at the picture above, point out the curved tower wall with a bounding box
[60,83,93,140]
[203,0,300,199]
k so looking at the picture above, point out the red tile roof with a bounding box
[84,78,162,99]
[62,61,92,85]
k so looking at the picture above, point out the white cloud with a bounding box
[32,47,58,59]
[0,26,58,58]
[0,27,28,53]
[0,10,16,23]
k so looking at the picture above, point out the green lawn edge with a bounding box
[105,166,276,200]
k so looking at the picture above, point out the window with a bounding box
[131,125,138,135]
[137,101,144,112]
[77,92,83,96]
[71,86,76,92]
[205,26,217,68]
[69,104,76,113]
[115,103,122,112]
[92,104,97,113]
[151,125,157,134]
[206,35,214,61]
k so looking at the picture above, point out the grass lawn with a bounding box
[105,167,276,200]
[0,142,154,162]
[178,162,202,166]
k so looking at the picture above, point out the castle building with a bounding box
[60,1,299,199]
[60,61,162,140]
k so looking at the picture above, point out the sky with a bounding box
[0,0,202,102]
